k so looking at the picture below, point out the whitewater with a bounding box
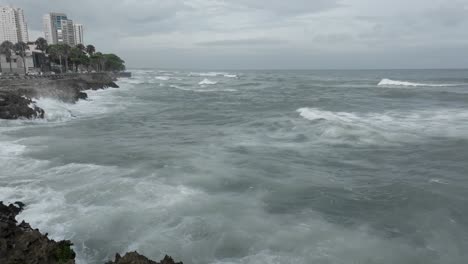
[1,69,468,264]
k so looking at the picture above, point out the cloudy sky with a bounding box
[2,0,468,69]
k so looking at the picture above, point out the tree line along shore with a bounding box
[0,37,125,75]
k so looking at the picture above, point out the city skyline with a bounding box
[43,12,83,46]
[0,6,28,43]
[1,0,468,69]
[1,4,85,47]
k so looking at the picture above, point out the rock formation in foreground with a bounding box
[0,73,120,120]
[0,91,45,119]
[0,201,183,264]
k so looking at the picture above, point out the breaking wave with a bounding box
[296,107,468,144]
[378,78,457,87]
[199,78,218,85]
[224,74,238,78]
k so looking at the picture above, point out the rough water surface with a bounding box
[1,69,467,264]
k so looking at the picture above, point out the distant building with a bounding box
[74,24,83,45]
[0,6,29,43]
[0,42,46,74]
[43,12,76,46]
[58,19,75,46]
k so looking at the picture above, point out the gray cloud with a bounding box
[1,0,468,69]
[196,38,288,47]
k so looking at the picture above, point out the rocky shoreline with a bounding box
[0,202,183,264]
[0,73,120,120]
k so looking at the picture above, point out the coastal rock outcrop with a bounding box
[0,202,183,264]
[0,91,45,119]
[0,73,122,119]
[0,202,75,264]
[106,252,183,264]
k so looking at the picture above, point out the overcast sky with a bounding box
[1,0,468,69]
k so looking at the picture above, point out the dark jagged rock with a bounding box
[0,202,184,264]
[0,73,121,119]
[107,81,120,88]
[106,252,183,264]
[76,92,88,101]
[0,201,76,264]
[0,91,45,119]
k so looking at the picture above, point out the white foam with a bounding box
[120,78,144,85]
[224,74,238,78]
[297,107,468,144]
[155,76,170,81]
[170,84,236,93]
[0,141,27,157]
[378,78,457,87]
[189,72,226,77]
[199,78,218,85]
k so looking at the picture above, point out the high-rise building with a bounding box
[43,12,76,46]
[42,14,55,44]
[74,24,83,45]
[0,6,29,43]
[59,19,75,46]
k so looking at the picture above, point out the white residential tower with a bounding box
[74,24,83,45]
[0,6,29,43]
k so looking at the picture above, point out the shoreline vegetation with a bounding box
[0,201,183,264]
[1,38,125,75]
[0,38,129,120]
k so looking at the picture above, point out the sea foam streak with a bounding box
[199,78,218,85]
[224,74,238,78]
[378,78,456,87]
[155,76,170,81]
[296,107,468,144]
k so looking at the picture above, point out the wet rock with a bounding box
[106,252,183,264]
[0,73,124,119]
[0,202,184,264]
[0,91,45,119]
[107,81,120,88]
[76,92,88,100]
[0,201,76,264]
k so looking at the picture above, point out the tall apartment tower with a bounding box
[43,12,76,46]
[74,24,83,45]
[0,6,29,43]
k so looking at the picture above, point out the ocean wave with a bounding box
[224,74,238,78]
[155,76,170,81]
[378,78,457,87]
[119,78,144,85]
[199,78,218,85]
[189,72,238,78]
[189,72,226,77]
[170,84,236,93]
[296,107,468,144]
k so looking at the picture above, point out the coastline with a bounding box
[0,73,121,120]
[0,202,183,264]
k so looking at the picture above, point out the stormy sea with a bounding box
[1,69,467,264]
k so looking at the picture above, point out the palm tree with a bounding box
[14,42,29,74]
[91,52,107,72]
[62,44,71,73]
[35,38,48,72]
[86,45,95,56]
[47,44,64,73]
[35,37,48,52]
[76,44,85,52]
[0,41,14,73]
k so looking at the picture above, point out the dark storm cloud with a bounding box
[1,0,468,69]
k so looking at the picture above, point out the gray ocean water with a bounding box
[1,69,468,264]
